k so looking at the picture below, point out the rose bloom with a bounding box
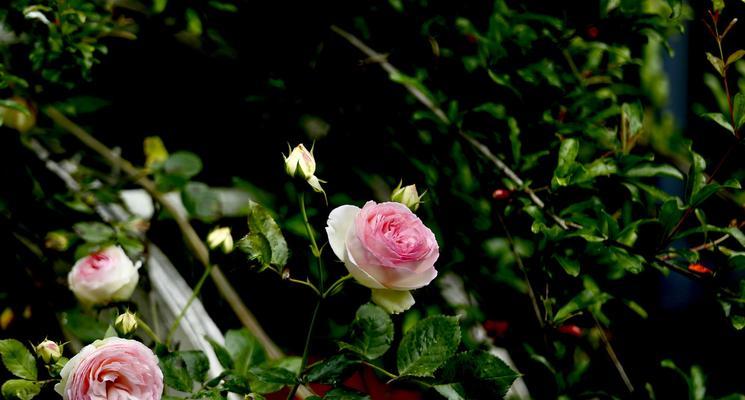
[326,201,439,312]
[55,337,163,400]
[68,246,140,306]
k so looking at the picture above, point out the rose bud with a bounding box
[391,182,424,212]
[283,143,316,180]
[557,324,583,337]
[68,246,140,306]
[45,231,71,251]
[54,337,163,400]
[688,263,713,275]
[114,310,138,337]
[492,189,512,200]
[207,226,234,253]
[0,97,36,133]
[326,201,439,314]
[35,340,63,364]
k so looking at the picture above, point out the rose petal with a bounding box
[325,205,360,262]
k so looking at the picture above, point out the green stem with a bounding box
[165,264,214,346]
[135,314,161,344]
[322,274,354,298]
[361,361,399,380]
[287,299,322,400]
[299,193,325,291]
[288,278,322,297]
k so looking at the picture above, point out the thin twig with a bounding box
[496,214,544,329]
[591,313,634,393]
[43,106,317,398]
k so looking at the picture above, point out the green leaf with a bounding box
[164,151,202,178]
[436,350,520,399]
[702,112,734,134]
[205,337,234,370]
[727,227,745,248]
[659,199,685,236]
[397,316,461,377]
[713,0,725,11]
[690,184,720,207]
[1,380,40,400]
[59,308,108,343]
[554,255,580,277]
[248,365,296,394]
[706,52,725,77]
[73,222,115,244]
[338,303,394,360]
[733,93,745,129]
[246,201,289,268]
[552,138,579,188]
[727,50,745,66]
[622,102,644,136]
[160,352,194,392]
[323,387,371,400]
[220,372,252,394]
[0,340,37,380]
[182,182,221,222]
[554,287,612,323]
[434,384,466,400]
[305,354,358,385]
[237,232,272,268]
[225,328,267,376]
[624,164,683,180]
[179,351,210,384]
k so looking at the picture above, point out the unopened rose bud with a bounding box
[0,97,36,133]
[35,340,63,363]
[492,189,512,200]
[283,143,316,180]
[114,311,138,337]
[207,227,234,253]
[45,231,71,251]
[391,182,424,212]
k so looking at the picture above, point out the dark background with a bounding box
[2,1,745,398]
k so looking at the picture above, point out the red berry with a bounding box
[688,263,713,275]
[558,324,583,337]
[586,26,599,39]
[492,189,511,200]
[484,320,509,338]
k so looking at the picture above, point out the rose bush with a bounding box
[54,337,163,400]
[326,201,439,313]
[68,246,140,306]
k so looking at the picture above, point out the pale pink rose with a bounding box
[68,246,139,306]
[326,201,439,291]
[54,337,163,400]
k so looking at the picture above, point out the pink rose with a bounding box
[326,201,439,312]
[68,246,140,306]
[54,337,163,400]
